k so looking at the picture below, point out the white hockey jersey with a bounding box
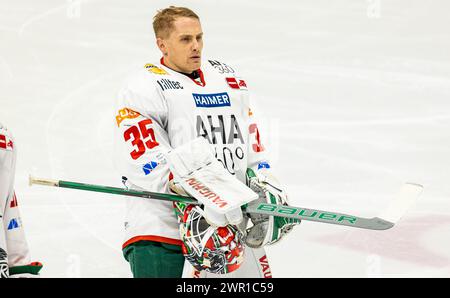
[0,123,41,277]
[114,58,269,249]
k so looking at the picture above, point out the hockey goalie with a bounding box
[113,6,300,278]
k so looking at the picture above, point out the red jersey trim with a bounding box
[122,235,183,249]
[160,57,206,87]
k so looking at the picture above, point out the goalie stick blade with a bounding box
[243,182,424,231]
[378,182,423,224]
[243,204,395,230]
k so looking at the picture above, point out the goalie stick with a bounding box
[29,176,423,231]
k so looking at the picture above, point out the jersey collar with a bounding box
[160,57,206,87]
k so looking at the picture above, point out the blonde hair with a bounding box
[153,6,200,38]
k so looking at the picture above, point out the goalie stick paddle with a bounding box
[29,176,423,231]
[245,182,423,230]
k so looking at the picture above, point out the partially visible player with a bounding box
[0,123,42,278]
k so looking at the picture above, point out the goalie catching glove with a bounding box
[244,167,301,248]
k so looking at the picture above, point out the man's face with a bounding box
[157,17,203,73]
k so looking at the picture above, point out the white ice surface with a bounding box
[1,0,450,277]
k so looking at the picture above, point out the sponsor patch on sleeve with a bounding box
[142,161,159,175]
[7,218,21,230]
[0,134,14,151]
[144,63,168,75]
[116,108,141,127]
[226,77,247,90]
[257,161,271,170]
